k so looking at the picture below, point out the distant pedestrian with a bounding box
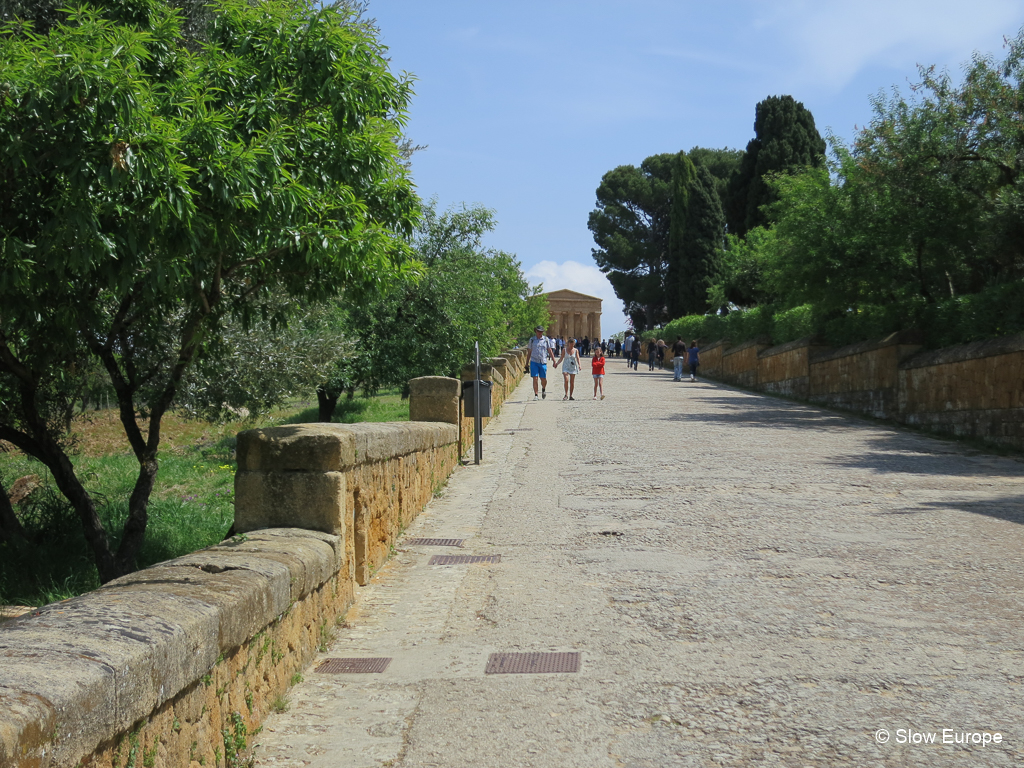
[527,326,557,400]
[582,336,590,356]
[615,339,622,357]
[687,341,700,382]
[592,348,606,399]
[672,336,687,381]
[647,341,657,371]
[629,339,640,370]
[656,340,665,369]
[623,332,633,361]
[556,338,582,400]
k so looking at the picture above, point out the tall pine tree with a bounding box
[666,152,696,318]
[726,95,826,237]
[677,165,726,315]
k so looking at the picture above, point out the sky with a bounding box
[370,1,1024,335]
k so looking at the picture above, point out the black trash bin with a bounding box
[461,379,493,418]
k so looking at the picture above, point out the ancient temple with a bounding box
[541,289,602,342]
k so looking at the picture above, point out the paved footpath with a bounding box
[254,359,1024,767]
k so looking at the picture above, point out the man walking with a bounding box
[528,326,557,400]
[672,336,687,381]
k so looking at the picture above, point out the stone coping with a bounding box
[899,332,1024,370]
[237,422,458,473]
[408,376,460,398]
[810,330,923,364]
[722,337,772,357]
[701,339,731,353]
[0,528,338,768]
[757,336,829,359]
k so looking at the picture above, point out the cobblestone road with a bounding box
[254,359,1024,767]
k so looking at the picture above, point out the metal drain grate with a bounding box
[428,554,502,565]
[406,538,464,547]
[315,657,392,674]
[485,652,580,675]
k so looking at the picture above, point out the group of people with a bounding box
[621,332,700,381]
[527,328,701,401]
[527,327,606,401]
[549,335,623,358]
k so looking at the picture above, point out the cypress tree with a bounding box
[678,166,726,315]
[726,95,826,237]
[666,152,696,318]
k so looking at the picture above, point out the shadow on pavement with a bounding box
[662,392,1024,480]
[875,495,1024,526]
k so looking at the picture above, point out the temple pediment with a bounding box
[541,289,603,340]
[542,289,602,302]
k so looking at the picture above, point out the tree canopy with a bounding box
[0,0,419,580]
[726,95,826,237]
[700,31,1024,349]
[314,201,547,419]
[590,151,727,328]
[588,155,675,329]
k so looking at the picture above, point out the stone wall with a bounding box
[408,347,527,459]
[1,415,468,768]
[897,334,1024,446]
[757,338,829,398]
[699,340,729,378]
[694,329,1023,450]
[0,528,346,768]
[721,339,771,388]
[235,422,459,587]
[807,332,923,419]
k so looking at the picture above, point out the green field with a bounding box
[0,392,409,608]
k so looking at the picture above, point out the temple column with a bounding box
[593,312,602,343]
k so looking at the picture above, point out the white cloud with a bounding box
[523,260,631,336]
[781,0,1021,90]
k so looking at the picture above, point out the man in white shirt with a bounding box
[527,326,557,400]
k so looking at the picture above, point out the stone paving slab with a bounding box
[254,360,1024,767]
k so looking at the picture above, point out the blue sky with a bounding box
[370,1,1024,335]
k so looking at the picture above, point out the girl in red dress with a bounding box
[591,350,606,400]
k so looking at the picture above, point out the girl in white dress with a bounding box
[556,338,582,400]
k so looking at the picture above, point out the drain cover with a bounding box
[406,538,464,547]
[485,652,580,675]
[315,657,392,674]
[428,554,502,565]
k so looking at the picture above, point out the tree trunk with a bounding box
[317,386,339,422]
[0,476,27,546]
[44,444,120,582]
[114,456,158,576]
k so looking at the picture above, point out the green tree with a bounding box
[315,201,546,419]
[0,0,418,580]
[665,152,696,318]
[687,146,744,211]
[676,165,726,316]
[727,95,826,237]
[588,154,675,330]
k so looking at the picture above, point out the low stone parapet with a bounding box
[0,528,345,768]
[807,331,922,419]
[897,333,1024,449]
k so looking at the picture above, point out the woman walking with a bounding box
[556,338,582,400]
[687,340,700,382]
[647,340,658,371]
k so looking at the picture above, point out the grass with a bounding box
[0,391,408,608]
[281,389,409,426]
